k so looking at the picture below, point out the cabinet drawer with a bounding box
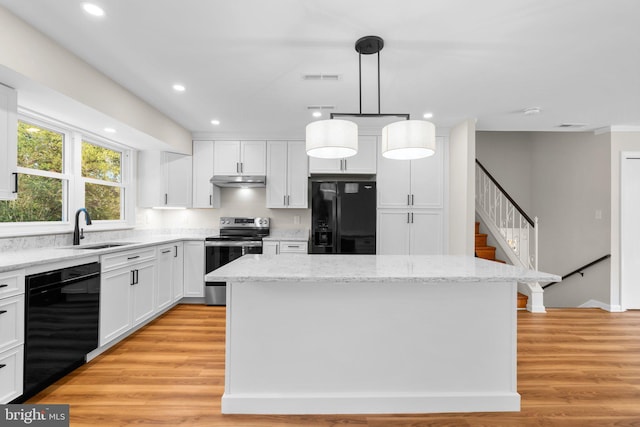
[0,270,25,299]
[101,247,157,272]
[0,345,24,404]
[0,295,24,353]
[279,241,308,253]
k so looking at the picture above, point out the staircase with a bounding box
[475,222,528,309]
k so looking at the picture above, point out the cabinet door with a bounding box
[0,84,17,201]
[240,141,266,175]
[100,267,133,346]
[213,141,241,175]
[183,241,205,297]
[263,241,279,255]
[344,136,377,174]
[0,295,24,353]
[410,137,444,209]
[266,141,288,208]
[0,346,23,403]
[377,151,411,208]
[308,156,342,174]
[172,243,184,302]
[137,151,163,207]
[287,141,309,208]
[376,210,411,255]
[165,152,192,207]
[192,140,219,208]
[156,246,174,311]
[132,261,157,327]
[410,210,444,255]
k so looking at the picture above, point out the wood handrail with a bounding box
[476,159,534,226]
[542,254,611,289]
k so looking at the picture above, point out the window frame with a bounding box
[0,110,135,236]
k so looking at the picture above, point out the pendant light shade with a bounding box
[381,120,436,160]
[306,119,358,159]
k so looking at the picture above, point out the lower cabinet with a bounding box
[172,243,184,302]
[377,209,444,255]
[263,240,308,254]
[183,241,205,297]
[99,248,158,347]
[0,268,24,403]
[157,243,185,310]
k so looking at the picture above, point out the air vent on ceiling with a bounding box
[558,123,588,128]
[307,105,335,110]
[302,74,341,81]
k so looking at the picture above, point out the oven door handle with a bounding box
[205,241,263,247]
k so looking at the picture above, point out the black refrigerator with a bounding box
[310,181,376,254]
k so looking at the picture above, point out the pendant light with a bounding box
[305,36,436,160]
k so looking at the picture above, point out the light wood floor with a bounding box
[27,305,640,426]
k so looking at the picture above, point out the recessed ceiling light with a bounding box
[423,112,434,119]
[172,84,186,92]
[104,127,116,133]
[312,111,322,118]
[82,3,105,17]
[211,120,220,126]
[523,107,541,115]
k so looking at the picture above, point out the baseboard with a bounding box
[222,392,521,414]
[579,299,623,312]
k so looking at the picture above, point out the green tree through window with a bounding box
[82,141,123,221]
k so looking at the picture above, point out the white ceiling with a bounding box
[1,0,640,140]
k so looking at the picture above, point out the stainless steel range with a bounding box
[204,217,269,305]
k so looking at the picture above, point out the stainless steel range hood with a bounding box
[210,175,266,188]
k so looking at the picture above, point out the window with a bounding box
[0,121,67,222]
[0,113,133,231]
[82,141,123,221]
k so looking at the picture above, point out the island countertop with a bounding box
[205,254,560,283]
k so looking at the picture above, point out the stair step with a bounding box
[475,233,488,247]
[517,292,528,309]
[475,246,496,260]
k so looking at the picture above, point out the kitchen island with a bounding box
[206,254,559,415]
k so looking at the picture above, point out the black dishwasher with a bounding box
[22,262,100,401]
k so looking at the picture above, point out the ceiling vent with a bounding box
[307,105,335,110]
[302,74,341,81]
[558,123,588,128]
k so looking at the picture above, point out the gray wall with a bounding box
[477,131,611,307]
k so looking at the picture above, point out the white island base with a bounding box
[207,255,559,415]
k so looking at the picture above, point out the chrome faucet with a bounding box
[73,208,92,245]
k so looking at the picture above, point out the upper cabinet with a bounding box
[213,141,266,176]
[266,141,308,209]
[0,84,17,201]
[138,151,192,208]
[192,140,220,208]
[377,137,445,209]
[308,135,377,175]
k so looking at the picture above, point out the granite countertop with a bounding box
[0,234,206,273]
[262,229,309,242]
[205,254,561,284]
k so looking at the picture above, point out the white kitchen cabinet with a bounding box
[266,141,308,208]
[183,241,205,297]
[262,240,308,254]
[377,209,444,255]
[172,242,184,302]
[0,268,24,403]
[378,137,444,209]
[0,84,17,201]
[213,140,266,176]
[192,140,220,208]
[99,248,158,346]
[138,151,192,208]
[156,245,175,311]
[0,346,23,403]
[309,135,377,174]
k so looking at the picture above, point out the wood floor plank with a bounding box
[26,306,640,426]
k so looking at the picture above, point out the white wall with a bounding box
[138,188,311,232]
[476,132,533,214]
[0,6,191,153]
[448,120,475,256]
